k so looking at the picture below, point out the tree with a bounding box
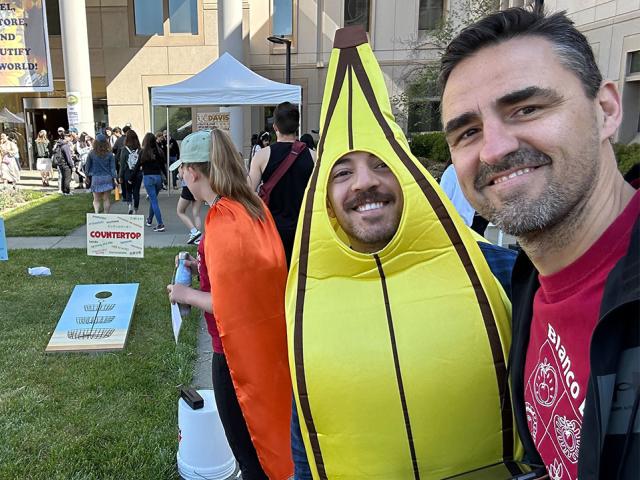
[393,0,501,134]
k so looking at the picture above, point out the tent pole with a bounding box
[166,107,171,195]
[298,102,303,137]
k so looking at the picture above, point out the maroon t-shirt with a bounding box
[523,190,640,479]
[197,234,223,353]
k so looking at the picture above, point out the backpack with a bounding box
[126,147,139,171]
[51,143,64,168]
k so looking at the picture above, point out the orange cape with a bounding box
[204,197,293,480]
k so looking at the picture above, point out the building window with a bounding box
[344,0,370,32]
[134,0,164,35]
[273,0,293,36]
[408,100,442,133]
[169,0,198,34]
[630,51,640,74]
[419,0,443,31]
[46,0,61,36]
[134,0,199,36]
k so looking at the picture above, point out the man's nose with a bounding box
[351,165,380,191]
[479,119,519,166]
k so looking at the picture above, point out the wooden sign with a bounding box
[86,214,144,258]
[46,284,139,352]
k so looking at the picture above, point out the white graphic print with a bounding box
[554,415,581,463]
[548,459,564,480]
[526,402,538,442]
[534,357,558,407]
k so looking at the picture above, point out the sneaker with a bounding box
[153,224,166,232]
[145,218,153,227]
[193,238,201,245]
[128,203,133,215]
[187,230,202,245]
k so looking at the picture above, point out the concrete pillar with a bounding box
[218,0,245,154]
[59,0,95,136]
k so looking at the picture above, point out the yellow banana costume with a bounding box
[287,26,520,479]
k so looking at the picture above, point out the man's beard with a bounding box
[474,146,598,237]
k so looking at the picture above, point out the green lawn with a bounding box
[1,192,93,237]
[0,248,199,479]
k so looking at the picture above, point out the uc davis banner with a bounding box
[86,214,144,258]
[0,1,53,92]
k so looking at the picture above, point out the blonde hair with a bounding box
[194,128,264,220]
[36,130,49,144]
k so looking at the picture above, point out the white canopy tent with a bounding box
[151,52,301,107]
[150,52,302,190]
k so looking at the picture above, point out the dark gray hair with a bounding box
[439,8,602,99]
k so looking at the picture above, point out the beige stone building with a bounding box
[0,0,638,168]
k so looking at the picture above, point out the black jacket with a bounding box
[510,217,639,479]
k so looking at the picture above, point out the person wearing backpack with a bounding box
[119,129,142,215]
[248,102,314,266]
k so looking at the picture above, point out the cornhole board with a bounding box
[0,218,7,261]
[46,284,139,352]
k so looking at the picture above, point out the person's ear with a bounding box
[326,196,336,218]
[597,81,622,142]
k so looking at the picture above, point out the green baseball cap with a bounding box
[169,130,211,171]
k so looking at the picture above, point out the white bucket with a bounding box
[177,389,237,480]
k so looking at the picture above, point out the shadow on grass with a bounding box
[2,193,93,237]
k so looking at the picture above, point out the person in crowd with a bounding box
[167,128,293,480]
[85,133,117,213]
[54,127,66,193]
[113,125,130,201]
[248,131,270,171]
[288,25,518,480]
[7,132,22,170]
[119,129,143,215]
[136,132,167,231]
[66,128,81,188]
[157,130,180,188]
[299,133,317,162]
[0,132,20,187]
[76,132,93,188]
[34,129,52,187]
[249,132,259,160]
[52,131,74,195]
[176,166,203,244]
[104,126,116,149]
[248,103,314,266]
[440,6,639,479]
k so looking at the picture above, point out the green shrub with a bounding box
[410,132,451,163]
[614,142,640,175]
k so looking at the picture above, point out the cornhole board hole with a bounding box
[0,218,7,261]
[46,284,139,352]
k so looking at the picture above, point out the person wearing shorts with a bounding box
[177,184,203,244]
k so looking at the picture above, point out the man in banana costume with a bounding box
[287,26,522,479]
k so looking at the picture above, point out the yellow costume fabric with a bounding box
[286,26,520,479]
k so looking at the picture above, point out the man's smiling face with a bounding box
[441,36,603,236]
[327,151,403,253]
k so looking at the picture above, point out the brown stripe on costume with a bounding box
[293,47,351,479]
[345,46,514,460]
[374,254,421,480]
